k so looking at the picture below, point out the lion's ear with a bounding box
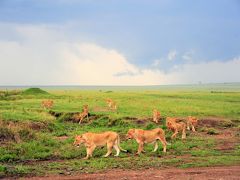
[75,135,81,139]
[130,129,135,135]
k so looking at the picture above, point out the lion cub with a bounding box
[126,128,167,154]
[41,100,54,109]
[187,116,198,132]
[106,98,117,110]
[166,117,186,139]
[73,131,126,159]
[73,105,89,124]
[153,109,161,123]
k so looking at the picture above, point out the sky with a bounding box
[0,0,240,85]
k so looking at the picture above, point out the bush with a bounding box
[220,120,234,128]
[207,128,219,135]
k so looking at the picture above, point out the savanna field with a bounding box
[0,85,240,178]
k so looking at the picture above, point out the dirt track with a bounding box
[24,166,240,180]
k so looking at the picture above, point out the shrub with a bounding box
[206,128,219,135]
[220,120,234,128]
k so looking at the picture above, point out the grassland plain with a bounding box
[0,86,240,178]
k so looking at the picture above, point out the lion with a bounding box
[153,109,161,123]
[106,98,117,110]
[73,105,89,124]
[186,116,198,132]
[166,117,186,139]
[126,128,167,154]
[73,131,127,159]
[41,100,54,109]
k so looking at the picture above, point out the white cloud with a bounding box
[171,57,240,83]
[182,50,195,61]
[167,50,177,61]
[0,23,239,85]
[152,59,162,67]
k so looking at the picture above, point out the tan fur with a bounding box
[106,98,117,110]
[126,128,167,154]
[73,131,126,159]
[166,117,186,139]
[187,116,198,132]
[73,105,89,124]
[41,100,54,109]
[153,109,161,123]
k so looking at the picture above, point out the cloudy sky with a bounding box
[0,0,240,85]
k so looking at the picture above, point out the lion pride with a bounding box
[73,131,126,159]
[126,128,167,154]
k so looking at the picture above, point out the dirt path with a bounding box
[24,166,240,180]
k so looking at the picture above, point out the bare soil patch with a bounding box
[25,166,240,180]
[197,118,240,152]
[123,116,154,125]
[198,117,222,127]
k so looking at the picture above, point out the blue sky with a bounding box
[0,0,240,85]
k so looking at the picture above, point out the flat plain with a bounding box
[0,84,240,178]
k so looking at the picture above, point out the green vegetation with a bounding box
[22,88,49,95]
[0,87,240,178]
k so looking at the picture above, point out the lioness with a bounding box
[41,100,54,109]
[106,98,117,110]
[153,109,161,123]
[73,105,89,124]
[187,116,198,132]
[73,131,126,159]
[126,128,167,154]
[166,117,186,139]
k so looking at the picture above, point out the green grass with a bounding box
[22,88,49,95]
[0,88,240,177]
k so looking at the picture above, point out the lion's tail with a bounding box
[117,135,127,152]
